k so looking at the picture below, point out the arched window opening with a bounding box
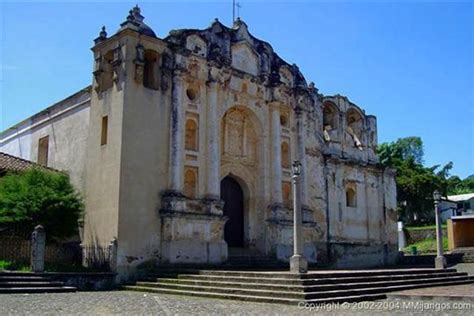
[323,102,337,130]
[281,141,290,169]
[346,108,364,149]
[346,187,357,208]
[186,88,198,101]
[143,50,159,90]
[99,50,114,92]
[184,169,197,198]
[185,119,198,151]
[280,114,288,127]
[322,102,338,142]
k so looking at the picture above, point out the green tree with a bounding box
[377,137,451,225]
[0,168,83,239]
[378,136,424,166]
[447,175,474,195]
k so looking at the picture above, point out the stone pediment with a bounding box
[231,41,259,76]
[164,18,309,87]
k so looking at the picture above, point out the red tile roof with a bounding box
[0,152,58,173]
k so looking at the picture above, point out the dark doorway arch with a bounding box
[220,176,244,247]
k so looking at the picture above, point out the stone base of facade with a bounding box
[328,241,398,268]
[160,193,228,264]
[161,239,228,264]
[265,219,318,263]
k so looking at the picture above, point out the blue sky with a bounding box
[1,1,472,178]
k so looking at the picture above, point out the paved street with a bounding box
[1,289,473,316]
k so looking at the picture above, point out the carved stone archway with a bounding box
[220,105,264,250]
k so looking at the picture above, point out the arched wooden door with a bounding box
[220,176,244,247]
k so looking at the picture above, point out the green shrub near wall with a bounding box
[0,168,83,240]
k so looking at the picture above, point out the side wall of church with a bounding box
[0,89,91,193]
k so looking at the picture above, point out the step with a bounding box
[174,271,463,285]
[303,277,473,299]
[142,273,468,292]
[193,268,457,279]
[123,285,386,305]
[134,275,471,299]
[0,286,77,294]
[0,281,65,288]
[126,278,474,304]
[0,271,47,277]
[0,276,52,282]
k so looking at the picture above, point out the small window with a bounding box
[282,181,291,206]
[241,82,248,93]
[100,51,114,92]
[346,187,357,208]
[185,119,198,151]
[280,114,288,127]
[38,136,49,166]
[184,168,198,198]
[101,116,108,146]
[143,50,159,90]
[281,141,290,169]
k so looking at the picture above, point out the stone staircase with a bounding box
[223,247,289,270]
[224,255,288,270]
[451,247,474,263]
[124,268,474,304]
[0,271,77,294]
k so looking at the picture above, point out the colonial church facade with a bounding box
[0,7,398,277]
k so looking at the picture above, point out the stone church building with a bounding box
[0,6,398,277]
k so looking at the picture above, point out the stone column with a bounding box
[295,107,307,206]
[270,103,283,205]
[434,195,447,269]
[290,167,308,273]
[206,80,220,199]
[31,225,46,273]
[169,69,185,192]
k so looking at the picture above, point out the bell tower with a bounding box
[83,6,171,278]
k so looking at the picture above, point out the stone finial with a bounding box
[94,26,108,45]
[308,82,319,95]
[131,5,144,22]
[100,26,107,38]
[233,17,248,30]
[126,10,134,23]
[120,5,156,37]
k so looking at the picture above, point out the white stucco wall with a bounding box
[0,89,91,192]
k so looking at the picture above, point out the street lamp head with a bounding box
[292,160,302,176]
[433,190,441,202]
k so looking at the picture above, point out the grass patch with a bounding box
[0,260,31,271]
[403,237,448,254]
[406,224,447,231]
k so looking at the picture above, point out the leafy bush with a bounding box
[0,168,83,239]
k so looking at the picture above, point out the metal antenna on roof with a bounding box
[233,0,235,23]
[236,2,242,19]
[233,0,242,24]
